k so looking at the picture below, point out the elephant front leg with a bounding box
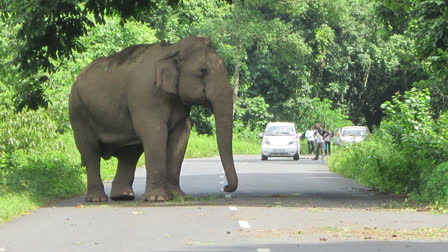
[140,127,172,202]
[166,118,192,198]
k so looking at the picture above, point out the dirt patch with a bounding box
[241,226,448,241]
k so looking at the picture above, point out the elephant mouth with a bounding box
[195,97,210,106]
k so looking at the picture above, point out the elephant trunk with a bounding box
[211,92,238,192]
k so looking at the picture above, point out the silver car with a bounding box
[259,122,300,160]
[338,126,370,144]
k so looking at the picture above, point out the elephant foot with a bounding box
[85,191,108,202]
[140,188,173,202]
[167,184,186,198]
[110,184,135,201]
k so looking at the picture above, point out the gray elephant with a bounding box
[69,36,238,202]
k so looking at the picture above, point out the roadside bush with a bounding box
[328,132,426,194]
[381,88,448,164]
[329,88,448,204]
[5,143,85,200]
[0,109,85,201]
[416,162,448,205]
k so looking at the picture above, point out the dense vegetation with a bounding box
[329,89,448,204]
[1,0,448,220]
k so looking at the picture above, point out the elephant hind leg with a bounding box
[71,119,108,202]
[110,144,143,201]
[75,140,107,202]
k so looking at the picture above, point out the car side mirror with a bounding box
[258,133,264,139]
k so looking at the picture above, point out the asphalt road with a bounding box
[1,155,448,252]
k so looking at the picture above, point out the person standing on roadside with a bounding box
[305,125,315,154]
[312,124,328,160]
[324,125,333,155]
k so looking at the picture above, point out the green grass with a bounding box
[186,131,260,159]
[0,191,39,223]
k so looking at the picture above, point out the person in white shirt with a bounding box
[305,125,315,154]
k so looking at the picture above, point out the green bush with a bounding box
[0,109,85,201]
[329,131,432,194]
[6,145,85,200]
[381,88,448,164]
[417,162,448,205]
[329,88,448,204]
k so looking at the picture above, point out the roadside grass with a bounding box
[0,131,260,223]
[0,191,38,223]
[328,131,448,209]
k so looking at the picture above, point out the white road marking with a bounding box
[225,194,232,199]
[257,249,271,252]
[219,181,225,184]
[229,206,237,211]
[238,220,251,229]
[219,175,225,178]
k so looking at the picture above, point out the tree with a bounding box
[0,0,205,74]
[147,0,310,132]
[379,0,448,116]
[0,0,232,110]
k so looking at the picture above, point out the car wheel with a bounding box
[261,154,268,160]
[293,152,300,160]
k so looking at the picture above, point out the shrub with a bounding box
[0,109,85,201]
[415,162,448,205]
[329,88,448,204]
[381,88,447,164]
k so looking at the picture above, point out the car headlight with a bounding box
[263,138,270,145]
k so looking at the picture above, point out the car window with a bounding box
[341,129,366,136]
[265,125,294,136]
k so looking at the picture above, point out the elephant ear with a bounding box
[154,56,178,95]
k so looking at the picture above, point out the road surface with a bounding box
[1,155,448,252]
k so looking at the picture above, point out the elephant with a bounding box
[69,36,238,202]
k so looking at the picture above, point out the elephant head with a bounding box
[154,36,238,192]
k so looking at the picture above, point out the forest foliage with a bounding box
[0,0,448,215]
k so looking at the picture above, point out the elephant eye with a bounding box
[200,68,208,76]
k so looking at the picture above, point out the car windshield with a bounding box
[265,125,294,136]
[341,129,366,136]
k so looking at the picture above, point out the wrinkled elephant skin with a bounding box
[69,36,238,202]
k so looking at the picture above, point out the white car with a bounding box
[339,126,370,144]
[259,122,300,160]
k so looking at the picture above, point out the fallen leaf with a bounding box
[226,231,231,235]
[132,211,145,215]
[75,204,84,208]
[320,238,328,242]
[23,212,30,215]
[392,234,398,238]
[364,236,373,240]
